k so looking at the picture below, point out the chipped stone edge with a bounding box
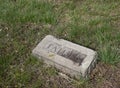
[83,52,98,78]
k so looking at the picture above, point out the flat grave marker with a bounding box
[32,35,97,78]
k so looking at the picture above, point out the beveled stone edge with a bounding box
[32,50,82,78]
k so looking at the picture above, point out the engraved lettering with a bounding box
[44,42,87,65]
[44,42,61,53]
[58,47,73,59]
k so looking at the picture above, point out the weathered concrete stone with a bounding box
[32,35,97,78]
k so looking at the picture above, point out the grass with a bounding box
[0,0,120,88]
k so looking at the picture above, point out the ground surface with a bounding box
[0,0,120,88]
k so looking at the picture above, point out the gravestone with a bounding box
[32,35,97,78]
